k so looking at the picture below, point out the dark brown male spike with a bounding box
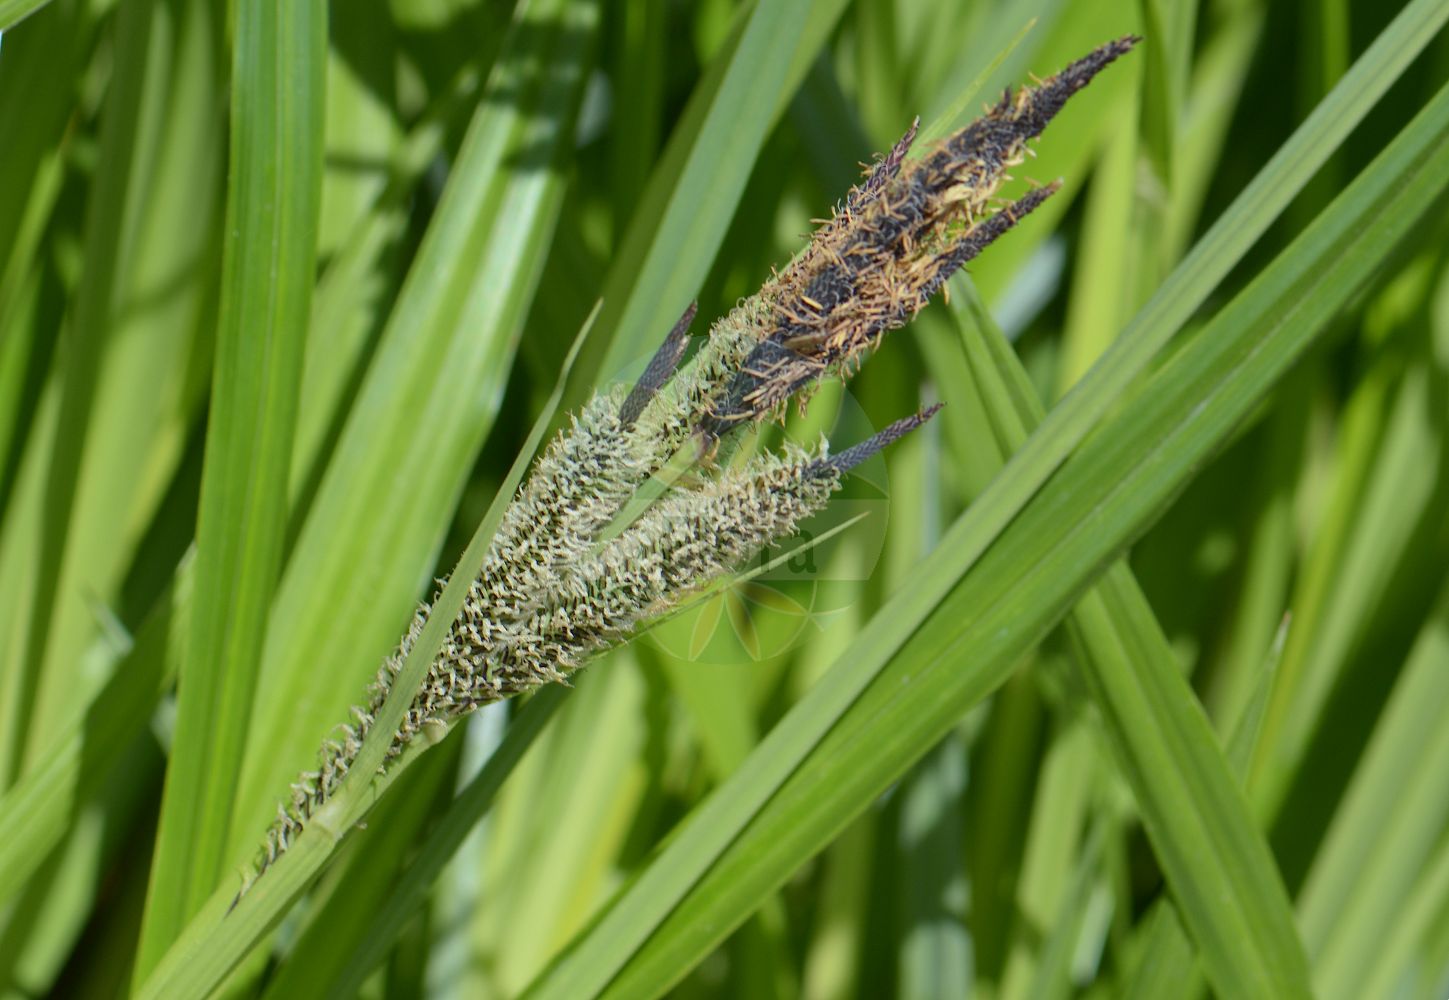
[1006,34,1141,137]
[697,37,1140,442]
[620,300,698,427]
[808,403,945,478]
[746,181,1062,412]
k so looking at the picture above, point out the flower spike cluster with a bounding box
[701,35,1138,438]
[244,37,1138,890]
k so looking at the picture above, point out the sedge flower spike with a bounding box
[242,37,1137,891]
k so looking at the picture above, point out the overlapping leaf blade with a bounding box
[225,0,597,874]
[134,0,326,978]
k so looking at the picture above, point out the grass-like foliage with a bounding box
[0,1,1445,999]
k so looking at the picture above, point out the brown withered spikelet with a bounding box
[701,35,1139,437]
[241,38,1136,896]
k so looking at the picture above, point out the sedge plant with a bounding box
[6,2,1449,998]
[244,37,1138,895]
